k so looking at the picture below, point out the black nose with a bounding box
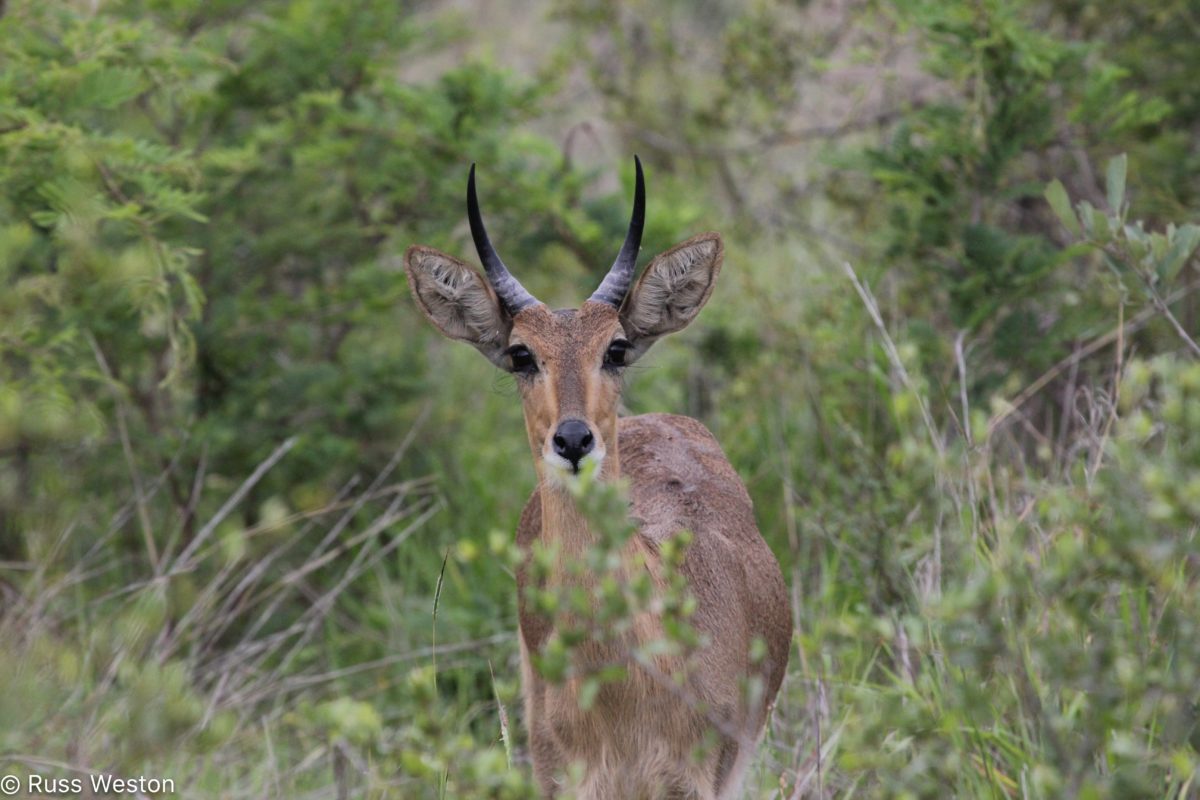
[552,419,594,470]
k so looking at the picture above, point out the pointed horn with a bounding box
[467,163,538,315]
[589,155,645,308]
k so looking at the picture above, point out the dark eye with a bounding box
[507,345,538,375]
[604,339,631,369]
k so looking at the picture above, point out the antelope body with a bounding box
[405,159,791,799]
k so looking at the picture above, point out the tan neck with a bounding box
[537,485,595,563]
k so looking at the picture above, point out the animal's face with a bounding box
[404,159,724,478]
[505,302,629,477]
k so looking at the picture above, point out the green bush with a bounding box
[1,0,1197,796]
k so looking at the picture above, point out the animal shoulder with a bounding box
[618,413,757,545]
[617,413,742,489]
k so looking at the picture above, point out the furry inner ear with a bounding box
[404,245,510,366]
[620,233,723,358]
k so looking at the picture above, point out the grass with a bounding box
[4,274,1199,798]
[3,0,1199,795]
[5,237,1200,799]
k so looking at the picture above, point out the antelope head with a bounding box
[405,158,723,481]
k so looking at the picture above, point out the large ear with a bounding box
[404,245,511,366]
[619,233,723,360]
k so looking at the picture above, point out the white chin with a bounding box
[542,451,605,481]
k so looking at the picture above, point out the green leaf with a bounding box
[1123,223,1149,245]
[1078,201,1096,238]
[1158,224,1200,283]
[314,698,382,746]
[29,210,60,228]
[1045,180,1080,237]
[1106,153,1127,215]
[578,678,600,710]
[72,67,147,111]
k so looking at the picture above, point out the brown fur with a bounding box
[518,415,791,799]
[405,232,792,799]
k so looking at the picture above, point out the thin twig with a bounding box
[1141,275,1200,357]
[432,547,450,693]
[232,498,443,704]
[987,281,1200,438]
[955,331,973,449]
[1088,301,1126,482]
[172,436,298,571]
[254,632,513,696]
[842,262,944,457]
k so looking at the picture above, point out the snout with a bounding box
[552,419,594,471]
[541,417,608,478]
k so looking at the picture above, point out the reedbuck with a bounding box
[405,158,792,799]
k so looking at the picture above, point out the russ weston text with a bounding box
[5,774,175,795]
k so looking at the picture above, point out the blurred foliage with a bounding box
[1,0,1198,797]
